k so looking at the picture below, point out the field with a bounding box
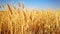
[0,4,60,34]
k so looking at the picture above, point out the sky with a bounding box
[0,0,60,10]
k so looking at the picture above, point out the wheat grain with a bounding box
[0,3,60,34]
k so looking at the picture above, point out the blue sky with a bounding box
[0,0,60,9]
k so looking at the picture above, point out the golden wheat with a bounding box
[0,4,60,34]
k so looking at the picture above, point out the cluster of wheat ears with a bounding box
[0,3,60,34]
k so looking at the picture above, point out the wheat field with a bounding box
[0,4,60,34]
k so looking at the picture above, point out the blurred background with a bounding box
[0,0,60,10]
